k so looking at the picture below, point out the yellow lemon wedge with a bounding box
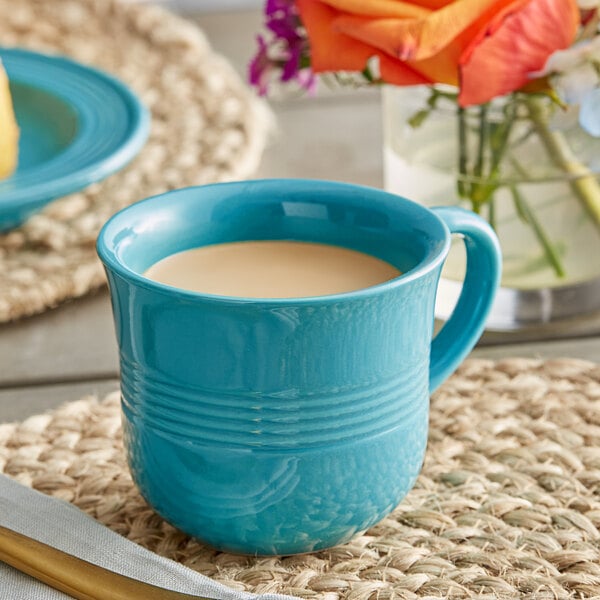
[0,59,18,179]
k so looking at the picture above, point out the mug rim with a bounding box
[96,178,451,305]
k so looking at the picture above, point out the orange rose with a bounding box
[295,0,580,106]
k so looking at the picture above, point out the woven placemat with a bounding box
[2,358,600,599]
[0,0,272,323]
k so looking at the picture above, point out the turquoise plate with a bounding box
[0,48,150,230]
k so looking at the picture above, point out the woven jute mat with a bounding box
[2,358,600,599]
[0,0,272,323]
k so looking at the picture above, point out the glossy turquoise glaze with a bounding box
[0,48,149,230]
[97,179,501,555]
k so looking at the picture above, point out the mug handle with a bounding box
[429,206,502,393]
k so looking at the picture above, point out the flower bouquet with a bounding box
[250,0,600,327]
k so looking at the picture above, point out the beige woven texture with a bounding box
[0,0,271,322]
[2,358,600,599]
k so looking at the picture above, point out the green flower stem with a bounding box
[474,104,489,180]
[469,105,492,208]
[457,107,471,204]
[457,103,495,211]
[467,103,516,207]
[510,184,566,277]
[488,197,497,231]
[525,97,600,231]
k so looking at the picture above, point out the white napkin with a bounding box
[0,473,300,600]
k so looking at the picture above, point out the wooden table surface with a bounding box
[1,7,599,424]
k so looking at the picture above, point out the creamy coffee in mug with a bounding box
[143,240,402,298]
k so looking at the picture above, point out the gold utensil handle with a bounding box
[0,524,213,600]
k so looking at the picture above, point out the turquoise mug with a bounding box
[97,179,501,555]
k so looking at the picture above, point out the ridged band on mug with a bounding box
[119,353,428,448]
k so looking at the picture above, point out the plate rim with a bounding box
[0,47,150,219]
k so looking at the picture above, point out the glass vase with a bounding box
[383,85,600,330]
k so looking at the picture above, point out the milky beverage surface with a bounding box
[143,240,401,298]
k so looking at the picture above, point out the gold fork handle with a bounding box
[0,524,213,600]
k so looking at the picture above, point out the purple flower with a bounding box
[281,42,302,82]
[265,0,301,38]
[265,0,295,15]
[248,35,272,96]
[248,0,315,96]
[295,66,317,95]
[267,13,302,43]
